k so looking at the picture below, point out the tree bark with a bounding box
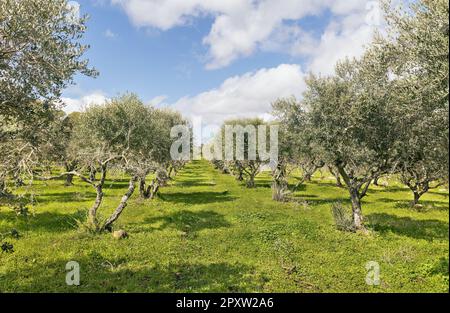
[89,166,97,181]
[304,173,312,182]
[373,176,380,186]
[272,166,288,201]
[89,185,103,229]
[65,173,74,186]
[88,165,107,229]
[102,176,138,231]
[246,176,256,188]
[349,187,364,230]
[139,177,148,198]
[336,165,366,231]
[64,162,77,186]
[328,166,343,187]
[412,191,421,206]
[149,181,159,199]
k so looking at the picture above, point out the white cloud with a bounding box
[104,29,117,39]
[147,95,168,107]
[62,92,109,114]
[264,12,381,75]
[111,0,382,70]
[171,64,306,125]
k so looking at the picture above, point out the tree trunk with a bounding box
[88,185,103,230]
[412,191,421,206]
[328,166,343,187]
[87,165,107,230]
[373,176,380,186]
[149,182,159,199]
[349,187,364,230]
[304,173,312,182]
[246,176,256,188]
[236,170,244,181]
[65,174,74,186]
[139,177,147,198]
[64,162,77,186]
[0,179,6,194]
[89,166,97,181]
[335,174,343,187]
[102,176,138,231]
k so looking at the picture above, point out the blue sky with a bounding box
[63,0,382,125]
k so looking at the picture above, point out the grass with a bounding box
[0,160,448,292]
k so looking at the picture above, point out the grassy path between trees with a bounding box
[0,160,448,292]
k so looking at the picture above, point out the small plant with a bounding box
[1,242,14,253]
[13,204,29,217]
[331,202,356,232]
[10,229,20,239]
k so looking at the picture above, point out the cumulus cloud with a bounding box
[110,0,382,70]
[171,64,306,125]
[264,4,383,75]
[62,92,109,114]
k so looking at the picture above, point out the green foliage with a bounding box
[0,0,97,121]
[377,0,449,203]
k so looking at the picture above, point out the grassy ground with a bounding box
[0,160,448,292]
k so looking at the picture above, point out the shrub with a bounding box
[331,202,355,232]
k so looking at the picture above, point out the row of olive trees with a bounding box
[211,118,270,188]
[271,0,448,231]
[209,0,448,232]
[38,94,186,232]
[0,0,190,234]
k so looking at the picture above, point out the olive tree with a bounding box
[304,53,397,231]
[272,97,325,194]
[378,0,449,204]
[0,0,96,197]
[137,108,186,200]
[42,94,154,231]
[219,118,272,188]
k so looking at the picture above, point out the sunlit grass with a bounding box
[0,160,448,292]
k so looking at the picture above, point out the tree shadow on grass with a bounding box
[144,210,231,234]
[0,209,84,233]
[377,198,449,211]
[290,197,349,206]
[254,178,272,188]
[175,179,216,187]
[33,191,97,204]
[366,213,449,241]
[0,257,258,292]
[160,191,236,205]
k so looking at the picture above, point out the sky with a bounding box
[62,0,384,127]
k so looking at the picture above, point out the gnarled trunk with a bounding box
[88,185,103,229]
[87,164,107,230]
[102,176,138,231]
[328,166,343,187]
[64,161,77,186]
[139,177,151,198]
[304,173,312,182]
[89,166,97,182]
[412,191,421,206]
[336,165,368,231]
[349,187,364,230]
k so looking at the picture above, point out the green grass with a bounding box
[0,160,448,292]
